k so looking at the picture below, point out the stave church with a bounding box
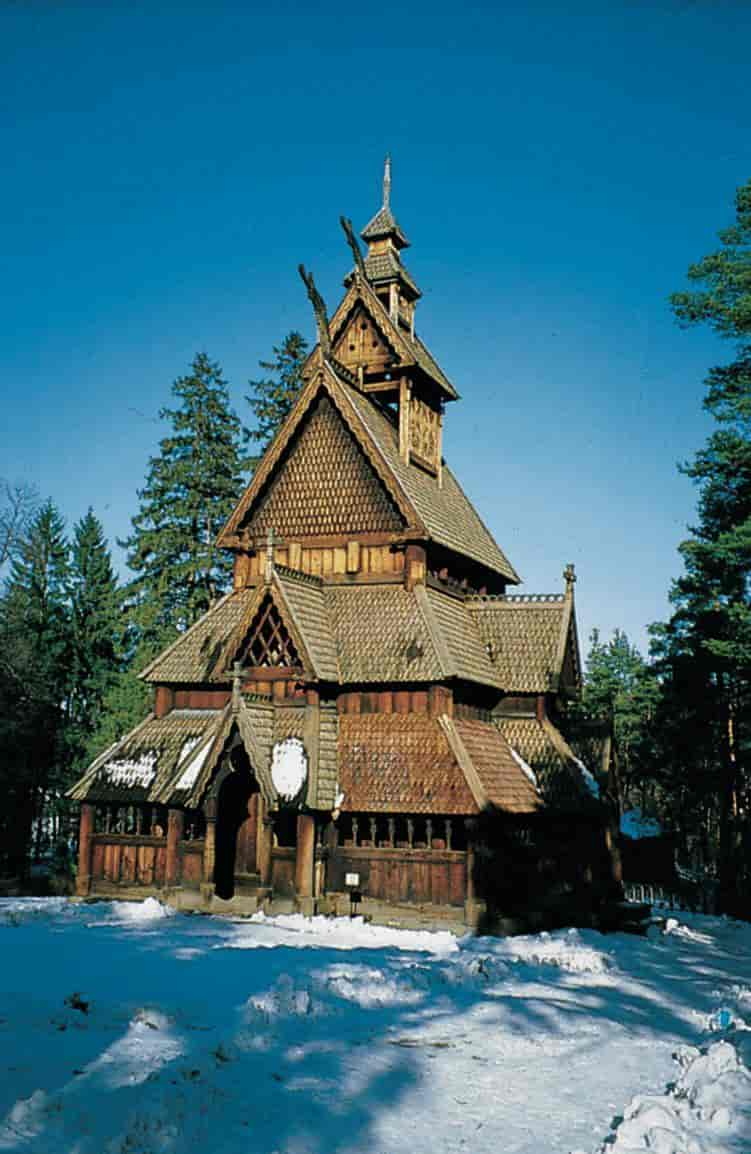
[69,161,610,931]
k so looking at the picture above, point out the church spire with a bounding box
[358,155,421,323]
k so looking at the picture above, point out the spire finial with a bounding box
[564,563,576,593]
[383,153,391,209]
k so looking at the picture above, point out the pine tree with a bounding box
[124,352,245,630]
[68,509,121,768]
[0,502,71,872]
[244,331,309,465]
[666,177,751,913]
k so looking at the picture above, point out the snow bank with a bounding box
[243,910,459,955]
[464,926,613,974]
[593,1040,751,1154]
[93,897,176,924]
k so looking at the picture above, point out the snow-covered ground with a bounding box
[0,900,749,1153]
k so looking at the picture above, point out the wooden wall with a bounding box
[326,846,466,907]
[90,835,204,889]
[234,541,405,586]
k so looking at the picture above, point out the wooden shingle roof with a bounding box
[136,569,579,694]
[496,716,599,812]
[338,713,476,814]
[441,716,542,814]
[67,709,226,804]
[338,712,543,816]
[468,592,580,694]
[338,372,518,581]
[139,590,256,684]
[326,584,443,683]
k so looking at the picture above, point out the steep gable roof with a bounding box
[339,373,519,582]
[237,391,406,542]
[217,368,419,548]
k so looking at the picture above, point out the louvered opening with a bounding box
[240,596,300,668]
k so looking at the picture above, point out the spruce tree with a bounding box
[68,509,121,767]
[124,352,244,630]
[666,177,751,913]
[0,502,71,872]
[244,331,309,465]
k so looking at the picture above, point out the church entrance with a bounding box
[214,751,260,899]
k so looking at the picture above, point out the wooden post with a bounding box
[464,817,477,926]
[257,798,273,887]
[295,813,316,913]
[165,808,184,887]
[203,797,218,887]
[154,686,173,719]
[405,543,426,591]
[76,803,95,897]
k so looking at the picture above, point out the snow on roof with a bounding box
[174,737,215,792]
[508,744,541,793]
[100,751,158,789]
[572,755,600,799]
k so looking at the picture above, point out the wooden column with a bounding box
[257,797,273,887]
[405,544,426,591]
[464,817,478,926]
[203,797,218,887]
[295,813,316,912]
[76,803,94,896]
[165,808,184,887]
[154,686,173,719]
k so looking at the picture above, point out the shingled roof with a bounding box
[217,360,515,582]
[67,709,227,805]
[360,204,409,248]
[495,716,599,812]
[468,590,580,694]
[441,716,542,814]
[338,712,542,816]
[336,370,518,580]
[136,564,581,696]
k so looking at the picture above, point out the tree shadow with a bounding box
[0,906,749,1153]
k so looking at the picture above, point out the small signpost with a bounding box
[345,872,362,917]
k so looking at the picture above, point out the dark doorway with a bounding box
[214,758,260,900]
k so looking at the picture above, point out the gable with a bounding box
[333,304,399,376]
[240,391,405,540]
[237,594,301,668]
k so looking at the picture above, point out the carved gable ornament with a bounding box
[409,394,441,474]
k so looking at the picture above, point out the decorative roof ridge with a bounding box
[413,584,455,679]
[468,593,565,605]
[273,563,324,588]
[437,714,488,811]
[232,701,275,808]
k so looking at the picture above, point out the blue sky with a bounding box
[2,1,749,654]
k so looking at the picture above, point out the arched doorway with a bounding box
[213,749,260,900]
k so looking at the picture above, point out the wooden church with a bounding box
[69,161,608,930]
